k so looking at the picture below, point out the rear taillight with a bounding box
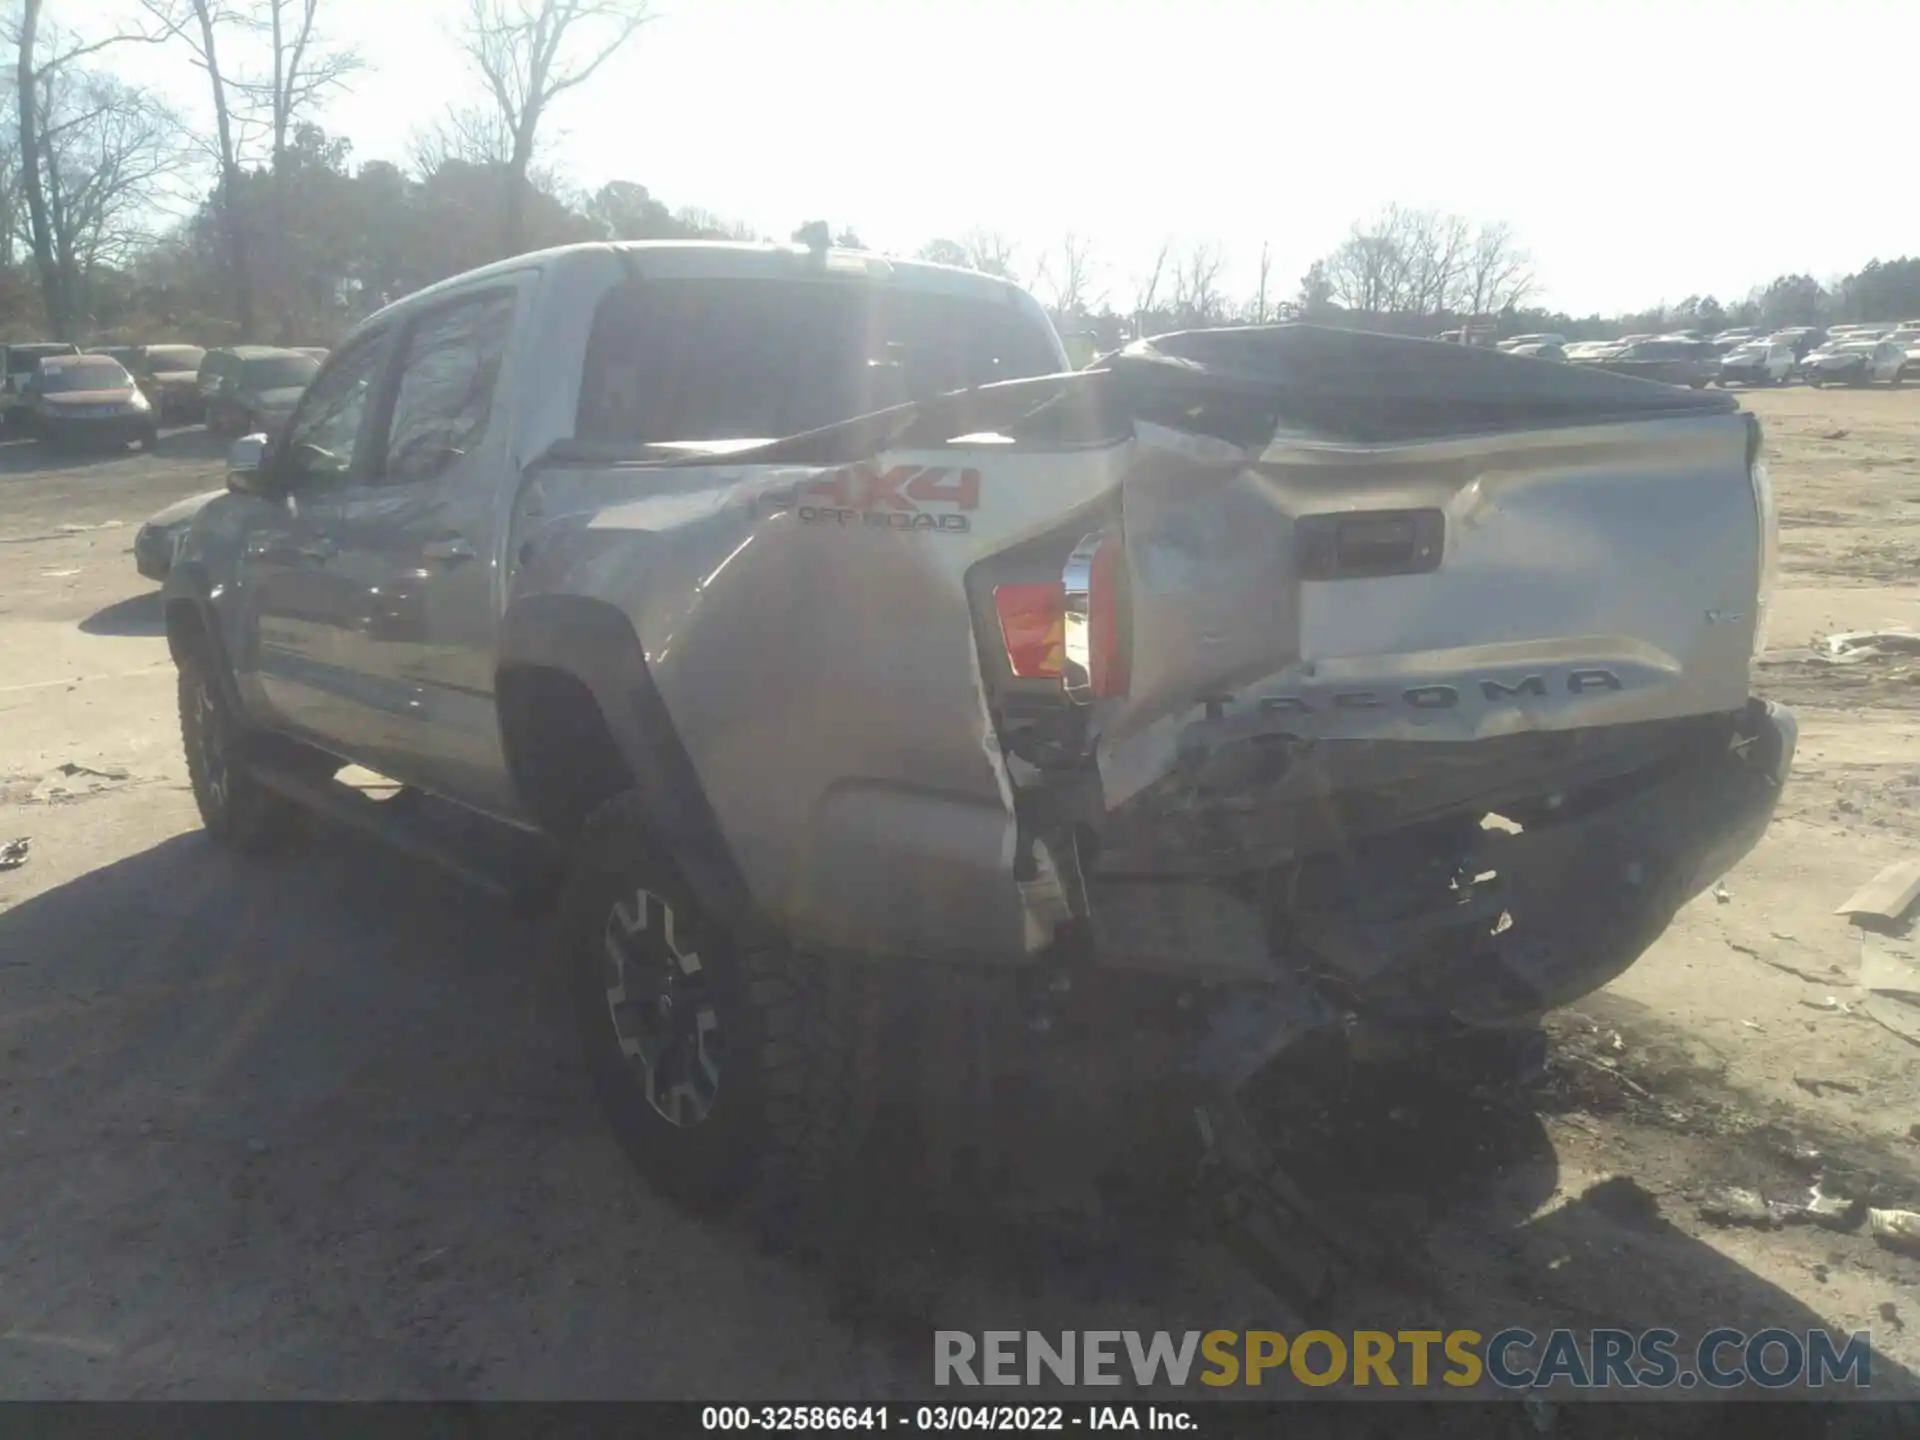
[993,582,1066,678]
[991,530,1129,700]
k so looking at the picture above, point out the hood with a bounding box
[1814,351,1867,365]
[1722,352,1767,364]
[43,386,137,405]
[143,489,224,532]
[249,386,307,410]
[149,369,198,385]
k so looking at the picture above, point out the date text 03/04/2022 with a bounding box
[701,1406,1195,1432]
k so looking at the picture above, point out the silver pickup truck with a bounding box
[163,240,1793,1234]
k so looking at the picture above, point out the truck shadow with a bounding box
[0,826,1915,1414]
[79,591,166,637]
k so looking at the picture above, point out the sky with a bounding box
[92,0,1920,316]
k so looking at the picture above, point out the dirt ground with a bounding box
[2,394,1919,1415]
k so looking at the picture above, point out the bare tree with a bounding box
[1249,239,1273,323]
[458,0,652,255]
[1170,241,1226,326]
[1323,205,1426,315]
[1459,219,1534,317]
[1405,209,1470,316]
[409,103,512,172]
[1035,231,1100,315]
[16,1,184,336]
[961,227,1018,280]
[239,1,362,171]
[39,69,185,303]
[1130,237,1171,337]
[133,0,258,334]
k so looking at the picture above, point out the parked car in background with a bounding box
[1804,338,1907,387]
[25,353,159,449]
[204,346,321,436]
[130,344,209,421]
[290,346,331,362]
[1504,341,1567,361]
[134,489,222,582]
[1563,340,1624,361]
[1496,332,1566,350]
[1574,336,1716,388]
[1768,327,1827,359]
[1718,339,1796,386]
[2,341,80,427]
[87,344,141,368]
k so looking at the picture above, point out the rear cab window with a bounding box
[574,276,1064,446]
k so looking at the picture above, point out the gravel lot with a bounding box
[3,396,1919,1415]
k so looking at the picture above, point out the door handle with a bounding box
[422,536,476,564]
[296,537,337,563]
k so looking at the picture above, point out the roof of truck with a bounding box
[372,240,1033,326]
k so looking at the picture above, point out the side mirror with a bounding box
[227,434,272,496]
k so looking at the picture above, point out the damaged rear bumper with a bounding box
[1084,698,1796,1030]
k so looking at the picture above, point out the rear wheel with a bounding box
[558,792,881,1246]
[177,645,306,853]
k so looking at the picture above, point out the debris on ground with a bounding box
[1793,1075,1864,1098]
[0,837,27,870]
[1699,1187,1778,1228]
[1852,909,1920,1048]
[1868,1208,1920,1258]
[1730,939,1846,985]
[1835,858,1920,926]
[1799,997,1855,1015]
[1820,630,1920,665]
[1775,1184,1865,1233]
[1880,1301,1905,1332]
[1713,882,1731,904]
[29,762,133,804]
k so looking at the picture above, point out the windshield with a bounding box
[145,346,206,372]
[38,358,132,392]
[576,278,1065,445]
[240,355,320,390]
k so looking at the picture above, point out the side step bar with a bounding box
[247,757,564,909]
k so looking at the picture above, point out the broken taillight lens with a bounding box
[993,582,1066,678]
[1063,531,1128,702]
[992,530,1129,699]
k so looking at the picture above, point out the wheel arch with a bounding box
[162,563,247,714]
[496,594,759,941]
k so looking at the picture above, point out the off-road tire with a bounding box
[178,645,305,853]
[558,792,882,1249]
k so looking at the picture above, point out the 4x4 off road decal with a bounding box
[757,464,981,534]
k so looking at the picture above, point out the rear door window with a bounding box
[575,278,1062,445]
[377,290,517,486]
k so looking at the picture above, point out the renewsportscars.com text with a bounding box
[934,1328,1873,1391]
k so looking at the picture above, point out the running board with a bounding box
[246,758,563,909]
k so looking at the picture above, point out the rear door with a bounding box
[300,280,528,816]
